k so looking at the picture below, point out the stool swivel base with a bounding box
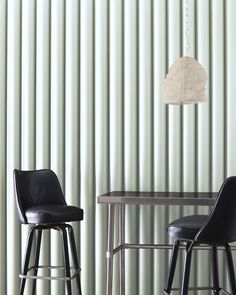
[19,223,82,295]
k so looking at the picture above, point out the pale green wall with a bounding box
[0,0,236,294]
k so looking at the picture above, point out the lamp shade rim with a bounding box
[164,97,208,105]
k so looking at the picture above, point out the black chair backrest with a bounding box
[14,169,66,224]
[196,176,236,245]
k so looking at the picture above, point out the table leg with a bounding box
[106,204,115,295]
[119,204,125,295]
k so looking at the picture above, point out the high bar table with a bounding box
[97,191,218,295]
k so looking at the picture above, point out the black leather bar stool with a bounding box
[14,169,83,295]
[164,176,236,295]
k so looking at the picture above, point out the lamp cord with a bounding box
[185,0,190,54]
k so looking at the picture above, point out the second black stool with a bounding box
[164,176,236,295]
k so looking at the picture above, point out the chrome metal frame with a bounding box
[106,204,115,295]
[119,204,125,295]
[19,265,81,281]
[98,192,236,295]
[164,287,232,294]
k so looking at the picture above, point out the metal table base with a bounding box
[98,191,222,295]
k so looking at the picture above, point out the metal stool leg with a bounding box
[60,227,72,295]
[68,225,82,295]
[20,227,36,295]
[164,240,180,294]
[211,245,220,295]
[106,204,115,295]
[225,244,236,294]
[31,229,42,295]
[180,242,193,295]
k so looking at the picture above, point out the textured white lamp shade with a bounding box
[163,56,208,105]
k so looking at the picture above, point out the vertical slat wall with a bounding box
[109,0,123,292]
[65,0,80,293]
[21,1,36,293]
[139,0,153,294]
[50,1,65,294]
[80,0,95,294]
[153,0,167,293]
[212,0,225,289]
[167,0,182,289]
[124,0,139,293]
[182,0,196,291]
[95,0,109,294]
[0,0,6,293]
[36,0,51,293]
[6,1,21,295]
[226,0,236,292]
[197,0,211,293]
[0,0,233,295]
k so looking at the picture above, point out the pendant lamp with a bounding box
[163,0,208,105]
[163,56,208,105]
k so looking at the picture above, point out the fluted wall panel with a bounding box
[139,0,153,293]
[65,1,80,293]
[6,1,21,295]
[21,1,36,293]
[80,0,96,294]
[182,0,196,288]
[36,1,51,294]
[167,0,182,288]
[50,1,65,294]
[196,0,211,292]
[0,0,7,293]
[95,0,109,294]
[153,0,167,292]
[124,0,139,294]
[0,0,234,294]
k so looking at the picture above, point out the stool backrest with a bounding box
[196,176,236,244]
[13,169,66,223]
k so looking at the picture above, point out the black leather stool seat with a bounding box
[14,169,83,295]
[165,177,236,295]
[168,215,208,240]
[25,205,84,224]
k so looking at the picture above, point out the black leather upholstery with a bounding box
[14,169,83,295]
[167,176,236,245]
[164,176,236,295]
[14,169,83,224]
[168,215,208,240]
[25,205,83,224]
[196,176,236,244]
